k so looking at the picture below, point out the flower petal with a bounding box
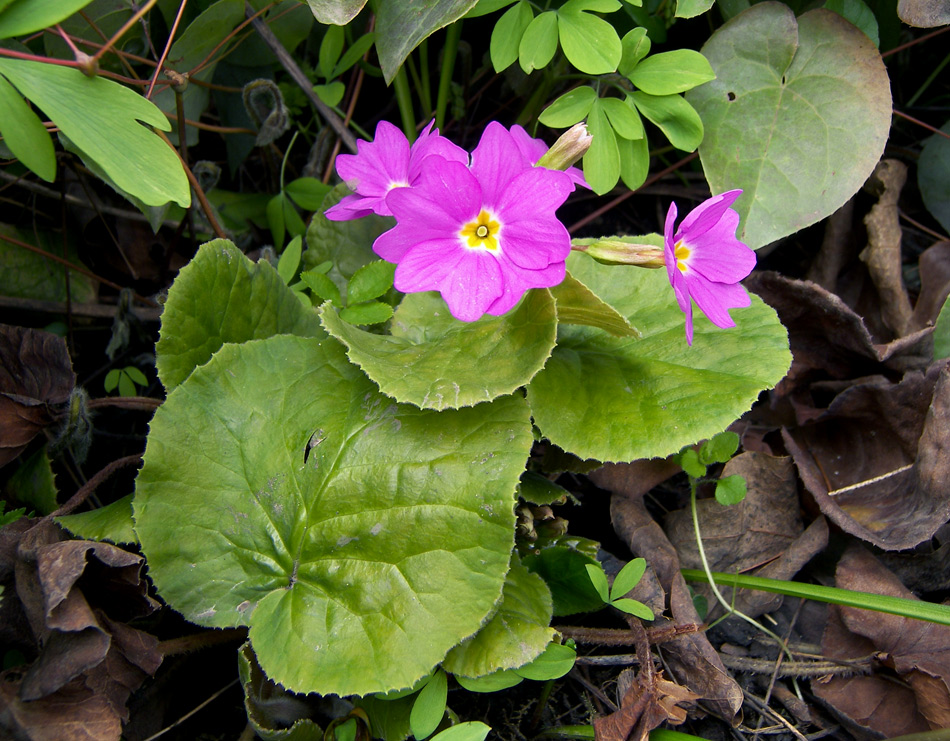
[335,121,411,206]
[664,201,680,286]
[684,209,756,284]
[499,218,571,269]
[470,122,534,206]
[684,274,751,331]
[408,121,469,183]
[674,189,742,243]
[324,193,378,221]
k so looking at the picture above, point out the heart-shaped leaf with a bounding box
[134,334,534,696]
[686,2,891,248]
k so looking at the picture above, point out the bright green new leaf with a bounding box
[465,0,517,17]
[675,0,715,17]
[629,91,704,152]
[824,0,879,46]
[618,27,651,77]
[521,536,602,616]
[455,671,524,692]
[583,100,620,195]
[600,96,644,140]
[526,253,791,462]
[267,194,286,248]
[339,301,394,325]
[376,0,480,83]
[629,50,716,95]
[678,448,706,478]
[517,471,570,505]
[0,58,189,207]
[56,494,137,545]
[715,473,748,505]
[611,557,646,599]
[610,598,654,619]
[699,430,739,465]
[490,0,533,72]
[410,670,447,740]
[319,24,345,79]
[333,33,377,78]
[430,722,491,741]
[352,695,415,741]
[302,0,366,24]
[347,260,396,304]
[687,3,891,249]
[320,289,556,410]
[538,86,598,128]
[278,235,303,285]
[585,563,610,602]
[135,334,533,696]
[549,269,640,337]
[285,178,333,212]
[0,0,95,37]
[617,133,649,190]
[557,0,623,75]
[935,295,950,360]
[0,74,55,181]
[314,81,345,108]
[155,240,325,391]
[443,556,555,678]
[512,642,575,680]
[519,11,558,73]
[301,270,342,306]
[918,120,950,235]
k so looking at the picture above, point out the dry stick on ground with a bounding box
[244,1,357,154]
[51,453,143,516]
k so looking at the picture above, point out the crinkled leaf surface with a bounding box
[320,290,557,410]
[442,555,555,678]
[525,253,790,462]
[134,335,532,696]
[0,57,189,207]
[376,0,479,83]
[155,239,325,391]
[686,2,891,249]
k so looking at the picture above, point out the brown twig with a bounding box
[51,453,144,517]
[87,396,163,412]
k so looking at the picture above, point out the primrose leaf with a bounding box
[526,253,791,462]
[512,642,576,680]
[134,334,533,696]
[0,57,189,207]
[715,473,748,505]
[490,0,533,72]
[583,99,620,195]
[629,91,704,152]
[539,86,598,128]
[548,268,640,337]
[442,555,555,678]
[320,289,556,410]
[585,563,610,603]
[687,2,891,249]
[519,11,558,73]
[375,0,480,83]
[56,495,138,546]
[629,50,716,95]
[155,240,325,391]
[824,0,879,46]
[557,0,622,75]
[410,670,447,740]
[610,557,647,599]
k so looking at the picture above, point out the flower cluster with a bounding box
[325,121,581,322]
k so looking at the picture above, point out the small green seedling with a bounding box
[301,258,396,326]
[0,501,27,527]
[675,431,748,506]
[104,366,148,397]
[585,558,654,620]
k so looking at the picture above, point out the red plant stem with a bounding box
[155,129,228,239]
[87,397,163,412]
[882,25,950,58]
[568,151,699,234]
[893,108,950,138]
[91,0,160,66]
[148,0,189,99]
[52,453,144,517]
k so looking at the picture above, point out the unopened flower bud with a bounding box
[571,237,666,268]
[536,123,592,172]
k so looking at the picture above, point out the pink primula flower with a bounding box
[664,189,757,345]
[373,122,574,322]
[324,120,467,220]
[507,124,589,189]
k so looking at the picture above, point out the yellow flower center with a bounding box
[674,240,690,273]
[460,210,500,252]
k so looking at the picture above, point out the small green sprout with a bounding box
[674,431,747,506]
[104,366,148,397]
[585,558,655,620]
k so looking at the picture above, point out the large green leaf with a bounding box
[0,73,55,181]
[918,120,950,235]
[134,334,533,695]
[442,555,555,678]
[686,2,891,249]
[320,289,557,410]
[0,0,95,38]
[525,253,790,462]
[0,57,190,207]
[155,240,325,391]
[376,0,479,83]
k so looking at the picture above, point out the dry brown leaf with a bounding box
[0,325,75,467]
[593,668,700,741]
[898,0,950,26]
[783,364,950,550]
[910,241,950,331]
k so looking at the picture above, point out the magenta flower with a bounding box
[664,189,756,345]
[508,124,589,189]
[373,122,574,322]
[324,120,467,220]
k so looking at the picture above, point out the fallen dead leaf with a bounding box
[910,241,950,331]
[594,666,700,741]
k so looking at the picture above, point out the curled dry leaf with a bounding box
[593,667,700,741]
[0,325,75,467]
[0,520,161,741]
[783,364,950,550]
[813,545,950,734]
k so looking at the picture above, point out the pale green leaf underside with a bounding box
[525,253,790,462]
[686,2,891,249]
[0,57,189,207]
[321,289,557,410]
[156,239,325,391]
[549,270,640,337]
[442,556,555,678]
[134,334,533,696]
[303,0,367,24]
[0,73,55,181]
